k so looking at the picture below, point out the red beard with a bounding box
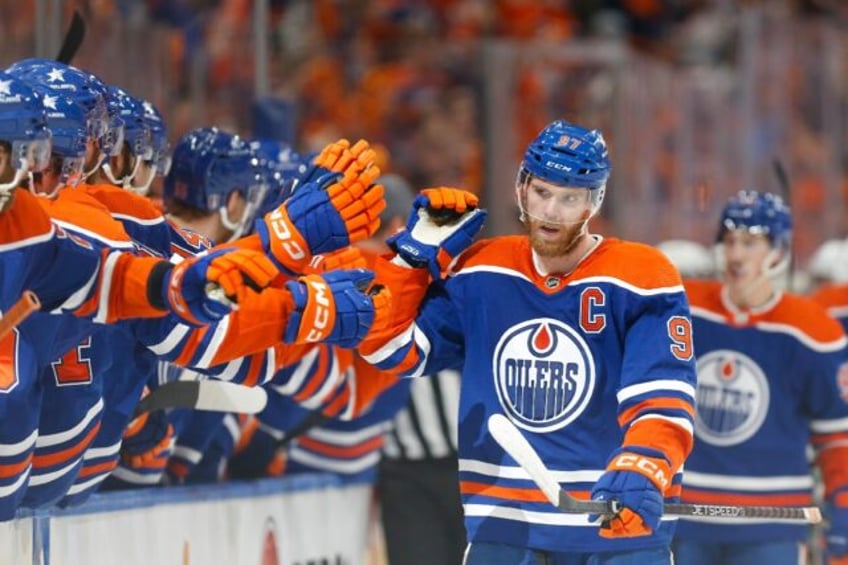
[527,218,586,257]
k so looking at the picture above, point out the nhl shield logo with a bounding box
[492,318,595,432]
[694,350,770,446]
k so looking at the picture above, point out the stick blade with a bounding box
[195,381,267,414]
[134,381,267,416]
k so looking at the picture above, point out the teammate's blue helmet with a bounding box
[6,59,109,143]
[517,120,611,221]
[164,127,220,204]
[0,72,52,192]
[718,190,793,251]
[142,100,170,174]
[250,138,305,181]
[165,128,268,241]
[30,87,88,193]
[101,86,152,187]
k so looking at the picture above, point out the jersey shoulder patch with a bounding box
[81,183,163,222]
[0,190,53,248]
[575,239,683,290]
[772,293,847,344]
[811,283,848,310]
[45,189,133,244]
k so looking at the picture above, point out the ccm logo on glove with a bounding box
[610,453,670,489]
[268,209,307,261]
[304,279,331,342]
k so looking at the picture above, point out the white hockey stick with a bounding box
[487,414,821,524]
[134,381,268,416]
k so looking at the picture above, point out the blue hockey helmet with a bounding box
[30,86,88,194]
[164,126,220,205]
[142,100,170,173]
[123,99,170,195]
[517,120,611,222]
[717,190,793,251]
[165,128,268,240]
[0,71,52,192]
[520,120,610,188]
[101,86,152,187]
[6,59,108,142]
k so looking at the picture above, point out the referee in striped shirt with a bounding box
[374,173,466,565]
[379,370,465,565]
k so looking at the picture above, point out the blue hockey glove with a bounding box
[121,408,175,472]
[283,269,391,348]
[387,187,487,279]
[589,446,670,538]
[256,168,385,275]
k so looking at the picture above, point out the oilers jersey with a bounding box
[361,235,697,553]
[0,189,143,519]
[675,280,848,543]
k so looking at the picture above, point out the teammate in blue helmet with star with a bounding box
[0,71,53,204]
[358,119,696,564]
[674,190,848,565]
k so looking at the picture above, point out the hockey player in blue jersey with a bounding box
[673,190,848,565]
[0,73,270,519]
[360,119,697,564]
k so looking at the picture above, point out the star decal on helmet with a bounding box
[47,68,65,83]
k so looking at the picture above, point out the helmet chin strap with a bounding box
[126,163,157,196]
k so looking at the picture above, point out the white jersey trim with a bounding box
[691,306,847,352]
[682,470,814,491]
[617,380,696,403]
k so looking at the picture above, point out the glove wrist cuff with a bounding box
[260,207,311,275]
[607,451,672,493]
[283,275,336,344]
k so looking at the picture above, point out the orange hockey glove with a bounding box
[257,169,385,275]
[163,248,277,326]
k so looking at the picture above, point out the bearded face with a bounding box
[519,177,595,258]
[527,216,587,257]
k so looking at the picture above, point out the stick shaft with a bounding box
[488,414,821,524]
[56,10,86,64]
[0,291,41,341]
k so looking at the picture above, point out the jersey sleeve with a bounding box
[616,266,697,472]
[798,326,848,500]
[359,276,465,378]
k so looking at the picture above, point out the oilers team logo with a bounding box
[493,318,595,433]
[694,350,770,446]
